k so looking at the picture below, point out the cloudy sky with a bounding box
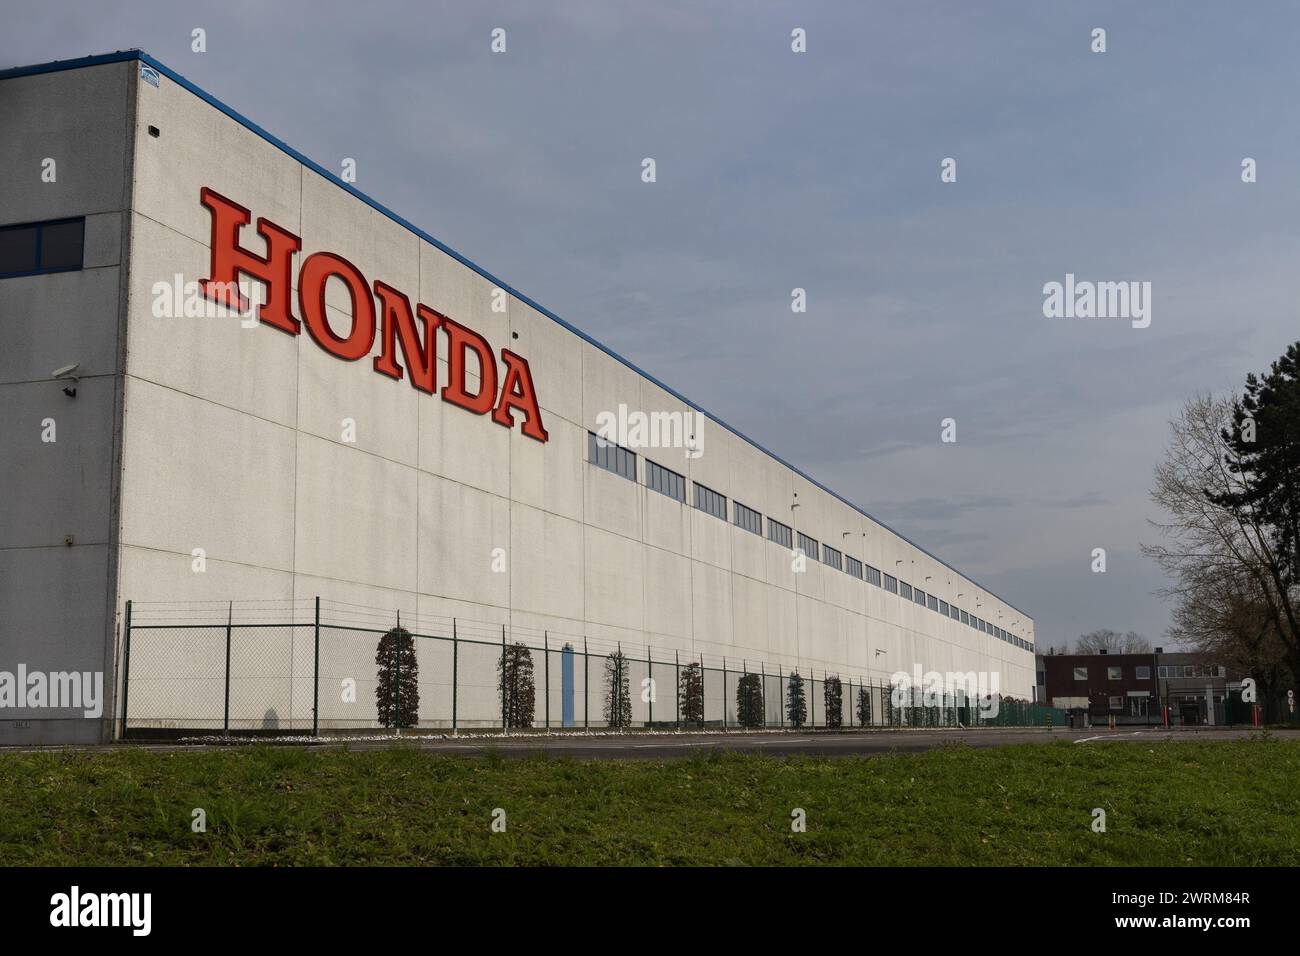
[7,1,1299,651]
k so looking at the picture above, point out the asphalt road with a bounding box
[7,726,1286,759]
[332,726,1281,759]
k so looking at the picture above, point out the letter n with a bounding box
[493,349,549,441]
[373,282,439,393]
[199,187,302,334]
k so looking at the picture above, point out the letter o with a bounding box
[298,251,376,360]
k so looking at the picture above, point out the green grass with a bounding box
[2,739,1298,865]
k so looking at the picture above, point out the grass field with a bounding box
[3,738,1299,865]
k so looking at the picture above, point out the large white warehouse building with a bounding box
[0,51,1035,744]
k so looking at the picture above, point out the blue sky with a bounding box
[7,0,1299,650]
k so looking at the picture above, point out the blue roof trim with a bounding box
[0,50,146,79]
[0,50,1033,626]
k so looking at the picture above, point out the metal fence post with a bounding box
[647,644,652,728]
[583,639,589,730]
[544,631,550,730]
[451,619,458,734]
[760,661,766,728]
[311,597,319,737]
[394,610,401,732]
[120,600,132,739]
[699,654,705,728]
[722,658,727,730]
[501,624,508,733]
[224,601,232,734]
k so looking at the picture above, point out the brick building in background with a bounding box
[1039,650,1236,726]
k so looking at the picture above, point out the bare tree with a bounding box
[1143,393,1297,698]
[1166,558,1289,719]
[1074,629,1152,654]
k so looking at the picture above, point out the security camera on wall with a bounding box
[52,362,79,398]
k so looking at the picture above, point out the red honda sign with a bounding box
[198,187,548,442]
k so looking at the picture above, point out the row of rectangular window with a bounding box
[1073,664,1226,681]
[588,431,637,481]
[694,482,727,520]
[586,432,1034,652]
[734,500,762,536]
[646,459,686,502]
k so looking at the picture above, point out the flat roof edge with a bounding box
[0,49,1033,624]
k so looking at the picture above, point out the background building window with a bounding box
[733,500,763,535]
[1136,666,1151,679]
[865,565,883,587]
[1073,667,1088,681]
[823,546,842,571]
[927,594,939,612]
[846,555,863,579]
[796,532,819,562]
[693,482,727,520]
[588,431,636,481]
[1107,666,1122,680]
[899,581,913,601]
[646,459,686,502]
[0,217,85,279]
[1109,696,1123,710]
[768,518,793,549]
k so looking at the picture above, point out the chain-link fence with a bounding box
[119,599,1065,737]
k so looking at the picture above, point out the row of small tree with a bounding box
[663,661,875,729]
[375,632,876,730]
